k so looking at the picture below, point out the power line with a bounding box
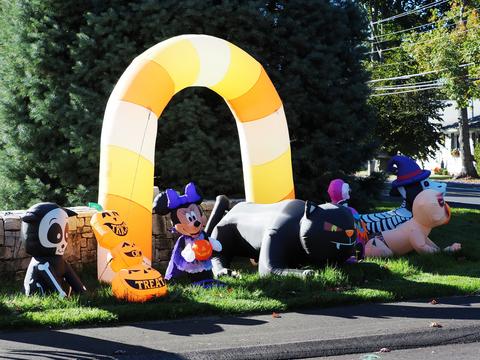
[370,5,480,45]
[370,76,480,96]
[370,20,457,46]
[371,85,442,96]
[373,80,441,91]
[371,0,449,26]
[371,20,439,41]
[368,63,474,83]
[368,59,417,68]
[364,45,402,55]
[365,22,480,55]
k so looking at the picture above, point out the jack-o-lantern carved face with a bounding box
[110,241,143,272]
[111,264,168,303]
[91,210,129,250]
[192,239,213,261]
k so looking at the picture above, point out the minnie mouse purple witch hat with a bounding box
[388,155,430,188]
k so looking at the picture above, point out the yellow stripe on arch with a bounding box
[99,145,154,211]
[247,149,295,203]
[142,38,201,94]
[209,43,262,100]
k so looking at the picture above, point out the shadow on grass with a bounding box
[231,261,479,313]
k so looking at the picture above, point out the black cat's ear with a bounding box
[153,192,170,215]
[304,200,318,219]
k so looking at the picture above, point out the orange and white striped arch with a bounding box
[98,34,294,271]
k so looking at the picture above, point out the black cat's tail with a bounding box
[205,195,230,237]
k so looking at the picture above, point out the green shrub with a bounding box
[475,142,480,175]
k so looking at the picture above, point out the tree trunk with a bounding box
[456,106,478,178]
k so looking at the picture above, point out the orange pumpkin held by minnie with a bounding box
[192,239,213,261]
[153,182,223,285]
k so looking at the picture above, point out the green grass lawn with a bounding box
[429,174,452,180]
[1,203,479,330]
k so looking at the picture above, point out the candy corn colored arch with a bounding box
[98,35,294,277]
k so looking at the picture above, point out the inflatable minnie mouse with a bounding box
[153,182,222,283]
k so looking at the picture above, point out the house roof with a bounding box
[443,114,480,131]
[436,100,480,133]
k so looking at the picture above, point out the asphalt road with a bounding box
[1,295,479,360]
[444,181,480,209]
[383,181,480,209]
[324,341,480,360]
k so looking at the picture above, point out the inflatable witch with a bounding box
[22,202,86,297]
[360,155,446,233]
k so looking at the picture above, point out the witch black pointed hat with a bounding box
[388,155,430,188]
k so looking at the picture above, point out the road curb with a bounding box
[121,324,480,360]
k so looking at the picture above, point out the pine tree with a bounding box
[0,0,94,208]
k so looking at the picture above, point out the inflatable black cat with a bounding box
[22,202,86,297]
[206,197,357,277]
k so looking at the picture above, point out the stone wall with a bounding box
[0,200,223,278]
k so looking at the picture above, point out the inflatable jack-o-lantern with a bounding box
[110,241,143,272]
[192,240,213,261]
[91,210,129,249]
[112,264,168,302]
[92,210,168,301]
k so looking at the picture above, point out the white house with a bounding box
[424,100,480,176]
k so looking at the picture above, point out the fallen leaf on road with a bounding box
[378,347,391,353]
[430,322,442,328]
[272,312,281,318]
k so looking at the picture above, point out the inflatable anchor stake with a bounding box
[37,262,67,298]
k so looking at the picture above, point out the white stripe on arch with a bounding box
[235,106,290,166]
[189,35,231,87]
[101,99,158,163]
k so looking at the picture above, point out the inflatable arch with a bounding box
[98,34,294,279]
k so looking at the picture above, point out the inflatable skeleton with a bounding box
[22,203,86,297]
